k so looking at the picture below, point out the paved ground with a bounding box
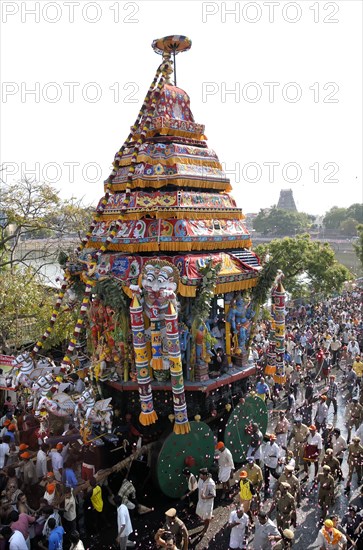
[85,365,362,549]
[191,366,361,550]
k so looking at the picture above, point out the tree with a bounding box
[253,234,352,299]
[323,207,348,230]
[347,203,363,224]
[323,204,363,232]
[0,268,78,353]
[340,217,358,236]
[353,224,363,270]
[0,178,93,352]
[0,179,92,276]
[252,207,312,235]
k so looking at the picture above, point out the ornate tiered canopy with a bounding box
[86,37,260,295]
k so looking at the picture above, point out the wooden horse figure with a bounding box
[37,392,77,417]
[74,388,113,433]
[7,352,35,388]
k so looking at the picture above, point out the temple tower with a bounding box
[277,189,297,212]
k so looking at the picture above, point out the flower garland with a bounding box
[32,59,170,377]
[246,253,279,348]
[109,65,163,185]
[191,258,222,328]
[89,64,169,258]
[56,63,170,369]
[75,64,165,256]
[190,258,221,380]
[32,273,71,354]
[121,62,169,212]
[61,280,94,368]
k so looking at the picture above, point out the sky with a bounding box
[1,0,362,215]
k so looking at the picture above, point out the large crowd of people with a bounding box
[0,288,361,549]
[0,405,143,549]
[166,288,363,549]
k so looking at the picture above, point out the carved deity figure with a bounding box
[227,294,254,351]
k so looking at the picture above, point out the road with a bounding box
[192,365,360,549]
[85,364,361,549]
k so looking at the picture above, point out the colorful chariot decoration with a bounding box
[17,35,267,436]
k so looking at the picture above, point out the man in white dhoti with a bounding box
[228,507,249,549]
[275,411,289,448]
[196,468,216,535]
[215,441,234,499]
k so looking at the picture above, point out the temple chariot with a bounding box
[12,36,283,497]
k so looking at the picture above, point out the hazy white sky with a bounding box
[1,0,362,215]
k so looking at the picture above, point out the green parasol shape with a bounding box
[154,420,214,498]
[224,394,268,463]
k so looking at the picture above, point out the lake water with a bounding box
[30,260,63,288]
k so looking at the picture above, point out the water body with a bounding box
[30,259,63,288]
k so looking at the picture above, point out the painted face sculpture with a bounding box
[141,261,179,315]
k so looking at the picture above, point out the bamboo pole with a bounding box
[73,442,155,495]
[8,442,155,497]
